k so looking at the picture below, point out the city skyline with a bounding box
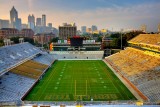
[0,0,160,31]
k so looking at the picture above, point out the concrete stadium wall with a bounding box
[50,51,104,60]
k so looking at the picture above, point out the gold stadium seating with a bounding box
[105,47,160,102]
[129,34,160,53]
[10,60,49,79]
[24,60,48,71]
[129,34,160,45]
[106,47,160,77]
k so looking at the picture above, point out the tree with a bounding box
[110,38,121,48]
[107,31,145,49]
[110,33,121,38]
[51,37,59,43]
[96,36,102,42]
[123,31,145,47]
[0,39,4,47]
[125,31,145,41]
[92,33,100,37]
[10,37,19,43]
[24,37,34,45]
[43,43,48,49]
[10,37,34,45]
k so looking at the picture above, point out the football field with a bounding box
[24,60,136,101]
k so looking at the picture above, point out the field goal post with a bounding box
[75,80,88,100]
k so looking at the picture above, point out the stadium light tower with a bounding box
[158,23,160,33]
[121,29,123,50]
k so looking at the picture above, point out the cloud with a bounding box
[50,2,160,31]
[0,0,160,32]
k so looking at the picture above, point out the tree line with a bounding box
[0,31,145,49]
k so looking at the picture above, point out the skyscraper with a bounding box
[28,14,35,30]
[81,26,86,34]
[48,23,52,28]
[21,24,28,29]
[141,24,146,33]
[36,18,41,26]
[10,6,18,28]
[42,14,46,27]
[17,18,22,30]
[86,28,92,33]
[91,25,98,32]
[0,19,9,28]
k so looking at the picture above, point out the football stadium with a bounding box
[0,34,160,107]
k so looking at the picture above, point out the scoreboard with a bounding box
[70,36,83,47]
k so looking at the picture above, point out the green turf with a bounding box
[24,60,136,101]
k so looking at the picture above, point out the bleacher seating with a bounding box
[0,42,41,76]
[24,60,48,71]
[129,34,160,45]
[33,53,55,65]
[10,60,48,79]
[0,42,56,102]
[105,47,160,102]
[0,72,35,101]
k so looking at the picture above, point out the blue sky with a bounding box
[0,0,160,31]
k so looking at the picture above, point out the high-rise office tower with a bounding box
[28,14,35,30]
[86,28,92,33]
[91,25,98,32]
[48,23,52,28]
[81,26,86,34]
[0,19,9,28]
[10,6,18,28]
[21,24,28,29]
[36,18,41,26]
[59,23,77,39]
[42,14,46,27]
[140,24,146,33]
[17,18,21,30]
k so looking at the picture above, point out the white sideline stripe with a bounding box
[58,59,102,60]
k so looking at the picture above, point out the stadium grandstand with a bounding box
[0,42,55,104]
[0,43,41,76]
[50,36,104,60]
[0,34,160,107]
[51,51,104,59]
[129,34,160,45]
[105,34,160,103]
